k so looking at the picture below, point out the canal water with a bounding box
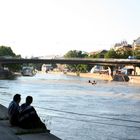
[0,73,140,140]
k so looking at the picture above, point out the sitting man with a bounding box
[19,96,49,132]
[8,94,21,126]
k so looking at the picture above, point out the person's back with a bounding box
[8,94,21,126]
[19,96,47,130]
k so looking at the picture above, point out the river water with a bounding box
[0,73,140,140]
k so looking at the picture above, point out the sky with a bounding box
[0,0,140,58]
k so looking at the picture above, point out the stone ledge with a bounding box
[0,120,61,140]
[0,104,8,120]
[0,120,48,135]
[0,104,62,140]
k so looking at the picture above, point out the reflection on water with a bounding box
[0,73,140,140]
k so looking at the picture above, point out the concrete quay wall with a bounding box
[62,72,140,83]
[129,76,140,84]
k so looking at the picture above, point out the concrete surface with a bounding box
[0,104,62,140]
[0,104,9,120]
[0,121,20,140]
[19,133,62,140]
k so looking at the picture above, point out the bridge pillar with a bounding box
[133,65,136,75]
[108,66,114,77]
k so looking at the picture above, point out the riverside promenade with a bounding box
[0,104,61,140]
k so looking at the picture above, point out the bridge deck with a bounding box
[0,58,140,65]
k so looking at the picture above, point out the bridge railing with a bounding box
[0,58,140,65]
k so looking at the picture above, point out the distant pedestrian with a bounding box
[88,80,91,83]
[92,80,96,85]
[8,94,21,126]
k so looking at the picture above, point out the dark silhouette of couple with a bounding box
[8,94,50,132]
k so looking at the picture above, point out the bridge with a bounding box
[0,58,140,77]
[0,58,140,66]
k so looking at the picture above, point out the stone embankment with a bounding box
[0,104,61,140]
[129,76,140,84]
[48,71,113,81]
[48,71,140,83]
[73,72,113,81]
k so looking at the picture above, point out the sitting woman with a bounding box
[19,96,49,131]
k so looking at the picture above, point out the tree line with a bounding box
[0,46,21,71]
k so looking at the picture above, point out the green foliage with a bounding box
[0,46,16,57]
[89,50,108,58]
[89,54,98,58]
[105,48,133,59]
[76,64,88,72]
[0,46,21,71]
[116,50,133,59]
[64,50,88,58]
[105,49,118,58]
[64,50,89,73]
[134,50,140,59]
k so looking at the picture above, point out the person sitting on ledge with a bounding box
[19,96,50,132]
[8,94,21,126]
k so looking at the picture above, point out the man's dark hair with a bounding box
[13,94,21,102]
[26,96,33,105]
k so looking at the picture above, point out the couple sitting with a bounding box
[8,94,49,131]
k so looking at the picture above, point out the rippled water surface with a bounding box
[0,73,140,140]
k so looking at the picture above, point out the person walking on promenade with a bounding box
[8,94,21,126]
[19,96,50,132]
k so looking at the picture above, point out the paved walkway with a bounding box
[0,104,61,140]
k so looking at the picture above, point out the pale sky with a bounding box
[0,0,140,57]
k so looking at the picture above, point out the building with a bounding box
[133,37,140,51]
[114,41,132,52]
[89,50,108,58]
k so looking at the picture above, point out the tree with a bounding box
[134,50,140,59]
[89,50,108,58]
[116,50,133,59]
[64,50,88,58]
[0,46,21,71]
[64,50,89,73]
[0,46,16,57]
[105,49,118,58]
[88,53,98,58]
